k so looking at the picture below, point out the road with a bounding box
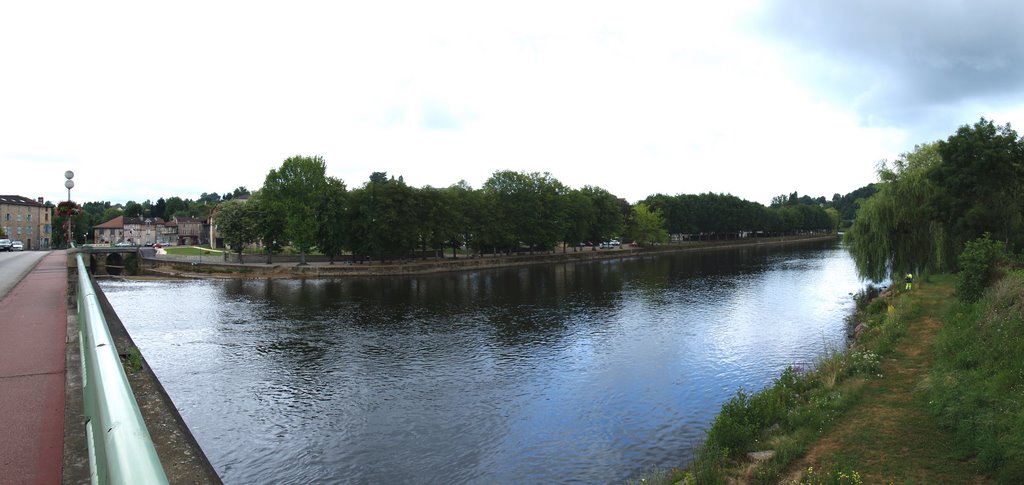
[0,251,49,300]
[0,250,68,484]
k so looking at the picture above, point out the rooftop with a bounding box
[0,195,47,207]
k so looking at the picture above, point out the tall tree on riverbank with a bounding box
[345,173,418,262]
[629,203,669,246]
[847,143,945,281]
[582,185,624,249]
[317,176,348,264]
[933,118,1024,254]
[483,170,568,252]
[216,199,260,263]
[849,118,1024,282]
[262,155,328,265]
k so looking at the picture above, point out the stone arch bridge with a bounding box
[70,247,155,276]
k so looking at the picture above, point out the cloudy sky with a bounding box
[3,1,1022,206]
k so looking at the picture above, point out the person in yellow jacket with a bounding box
[905,272,913,290]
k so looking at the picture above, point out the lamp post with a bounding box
[64,171,74,248]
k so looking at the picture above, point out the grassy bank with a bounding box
[929,269,1024,482]
[632,272,1010,484]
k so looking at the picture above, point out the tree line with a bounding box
[213,156,841,264]
[641,192,840,240]
[847,117,1024,281]
[54,158,863,253]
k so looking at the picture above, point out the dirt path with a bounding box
[784,282,992,484]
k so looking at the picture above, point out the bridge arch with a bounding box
[105,253,124,276]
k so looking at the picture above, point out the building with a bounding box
[123,217,166,246]
[0,195,53,250]
[92,214,210,246]
[174,216,206,246]
[93,215,126,245]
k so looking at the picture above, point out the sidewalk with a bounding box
[0,251,68,484]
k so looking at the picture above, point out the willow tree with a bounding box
[847,143,947,281]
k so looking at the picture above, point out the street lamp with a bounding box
[64,171,74,248]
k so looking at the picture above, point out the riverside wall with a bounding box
[141,233,840,279]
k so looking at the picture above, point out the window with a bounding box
[17,227,22,235]
[28,227,33,235]
[17,214,22,222]
[27,214,31,222]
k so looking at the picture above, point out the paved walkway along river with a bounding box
[0,251,68,484]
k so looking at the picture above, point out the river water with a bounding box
[100,239,863,484]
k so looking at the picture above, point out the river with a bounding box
[100,239,863,484]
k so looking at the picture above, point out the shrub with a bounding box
[956,233,1005,303]
[865,297,888,316]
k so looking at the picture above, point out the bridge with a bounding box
[0,249,220,483]
[78,246,151,276]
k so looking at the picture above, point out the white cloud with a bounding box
[2,1,973,207]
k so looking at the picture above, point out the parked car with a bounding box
[599,239,621,249]
[114,241,133,247]
[0,239,11,251]
[11,241,23,251]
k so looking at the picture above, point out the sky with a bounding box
[3,1,1023,207]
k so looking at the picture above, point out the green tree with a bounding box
[223,186,250,201]
[483,170,567,252]
[345,174,418,262]
[198,192,222,205]
[824,207,841,232]
[561,189,595,252]
[152,198,166,219]
[847,143,946,281]
[100,207,123,224]
[216,199,260,263]
[261,155,328,265]
[448,181,483,256]
[123,201,143,217]
[629,203,669,246]
[581,185,624,249]
[417,186,463,258]
[317,177,347,264]
[164,197,187,219]
[933,118,1024,252]
[955,233,1006,303]
[249,192,286,264]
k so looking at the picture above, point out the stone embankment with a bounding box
[139,234,839,279]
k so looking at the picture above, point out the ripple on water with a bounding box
[101,241,862,484]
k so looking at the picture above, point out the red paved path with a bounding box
[0,252,68,484]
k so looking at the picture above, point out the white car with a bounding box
[11,241,23,251]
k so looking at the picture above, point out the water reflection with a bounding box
[101,240,862,484]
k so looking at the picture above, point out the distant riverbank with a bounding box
[140,233,840,279]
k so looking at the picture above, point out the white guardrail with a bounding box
[76,253,169,484]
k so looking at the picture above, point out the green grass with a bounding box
[164,246,224,256]
[929,270,1024,482]
[122,346,143,373]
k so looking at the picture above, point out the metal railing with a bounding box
[75,253,169,484]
